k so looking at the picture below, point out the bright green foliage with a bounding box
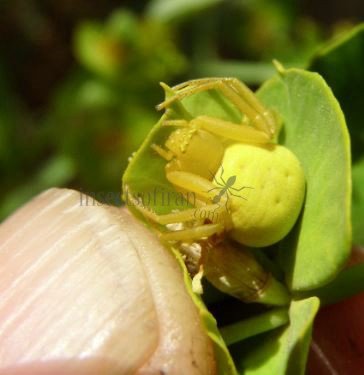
[258,68,351,291]
[220,308,289,346]
[171,245,239,375]
[310,24,364,162]
[237,298,319,375]
[309,23,364,246]
[352,159,364,245]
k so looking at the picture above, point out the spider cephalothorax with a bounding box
[133,77,305,247]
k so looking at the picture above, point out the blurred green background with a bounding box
[1,0,363,220]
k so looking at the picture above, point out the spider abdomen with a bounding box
[216,143,305,247]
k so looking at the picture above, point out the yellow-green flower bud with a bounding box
[202,239,290,306]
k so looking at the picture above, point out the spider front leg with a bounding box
[191,115,271,144]
[166,170,224,202]
[224,77,276,136]
[129,195,224,225]
[126,170,232,242]
[157,78,277,138]
[160,112,272,144]
[166,170,232,223]
[128,193,227,241]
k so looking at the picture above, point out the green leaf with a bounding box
[237,297,319,375]
[309,24,364,162]
[171,245,238,375]
[297,262,364,306]
[352,158,364,245]
[122,117,185,216]
[309,25,364,246]
[257,68,351,291]
[220,308,289,346]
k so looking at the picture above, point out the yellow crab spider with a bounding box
[134,77,305,247]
